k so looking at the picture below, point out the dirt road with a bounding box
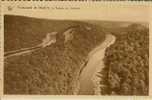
[4,32,57,59]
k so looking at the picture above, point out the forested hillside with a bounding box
[4,15,105,94]
[100,24,149,95]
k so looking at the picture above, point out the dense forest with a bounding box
[100,24,149,95]
[4,15,149,95]
[4,15,105,94]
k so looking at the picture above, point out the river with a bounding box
[78,34,116,95]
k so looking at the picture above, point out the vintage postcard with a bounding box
[0,1,152,98]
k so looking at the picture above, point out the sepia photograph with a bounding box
[0,2,151,98]
[4,14,149,95]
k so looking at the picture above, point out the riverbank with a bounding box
[92,34,116,95]
[78,34,116,95]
